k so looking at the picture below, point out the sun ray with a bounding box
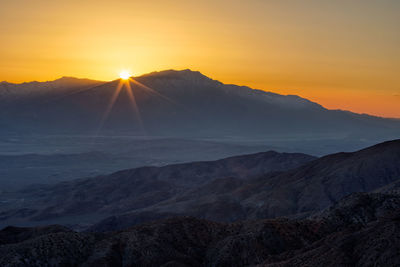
[93,74,186,138]
[129,78,178,106]
[38,83,105,106]
[125,80,146,134]
[95,79,124,135]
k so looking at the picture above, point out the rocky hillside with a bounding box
[1,192,399,266]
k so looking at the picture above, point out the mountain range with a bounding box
[88,139,400,231]
[1,70,399,141]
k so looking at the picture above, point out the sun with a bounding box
[119,70,131,80]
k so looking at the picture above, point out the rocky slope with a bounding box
[1,192,399,266]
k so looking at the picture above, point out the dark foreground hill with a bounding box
[1,192,399,267]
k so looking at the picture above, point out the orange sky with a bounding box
[0,0,399,118]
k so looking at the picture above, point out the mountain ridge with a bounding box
[1,139,400,231]
[0,69,394,119]
[0,150,317,228]
[1,69,399,154]
[86,139,400,231]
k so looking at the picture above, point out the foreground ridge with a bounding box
[1,192,399,266]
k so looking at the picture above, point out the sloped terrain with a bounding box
[1,192,399,266]
[1,140,400,266]
[89,139,400,232]
[2,140,400,231]
[0,151,315,228]
[0,137,276,190]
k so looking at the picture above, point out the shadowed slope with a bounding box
[89,139,400,231]
[0,151,316,227]
[1,192,400,266]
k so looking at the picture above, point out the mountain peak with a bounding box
[137,69,213,82]
[54,76,84,82]
[53,76,103,83]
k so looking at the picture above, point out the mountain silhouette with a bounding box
[1,69,399,140]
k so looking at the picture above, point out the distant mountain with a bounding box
[0,77,102,100]
[0,151,316,228]
[1,191,399,266]
[1,69,399,140]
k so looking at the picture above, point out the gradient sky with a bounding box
[0,0,399,118]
